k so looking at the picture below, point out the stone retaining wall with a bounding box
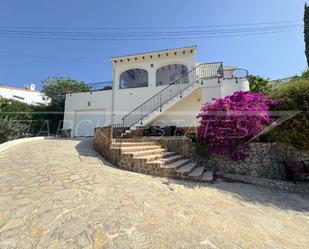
[199,143,309,180]
[94,126,120,164]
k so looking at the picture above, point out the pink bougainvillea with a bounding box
[197,91,278,161]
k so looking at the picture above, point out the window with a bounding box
[12,95,25,100]
[119,68,148,89]
[156,64,188,86]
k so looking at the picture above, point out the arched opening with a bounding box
[156,64,188,86]
[119,68,148,89]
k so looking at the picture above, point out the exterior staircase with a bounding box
[114,63,248,132]
[111,138,213,182]
[117,63,223,130]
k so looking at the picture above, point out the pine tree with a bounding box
[304,3,309,66]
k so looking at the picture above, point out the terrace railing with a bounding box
[86,81,113,92]
[223,68,249,82]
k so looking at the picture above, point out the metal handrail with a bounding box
[223,68,249,79]
[121,62,224,128]
[87,81,113,91]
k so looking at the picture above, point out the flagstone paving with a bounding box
[0,138,309,249]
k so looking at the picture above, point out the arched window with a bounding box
[119,68,148,89]
[156,64,188,86]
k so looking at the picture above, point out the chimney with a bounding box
[27,84,36,91]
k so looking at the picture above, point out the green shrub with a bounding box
[0,98,32,143]
[30,104,64,136]
[301,68,309,80]
[248,75,272,93]
[0,97,32,120]
[194,142,209,159]
[267,79,309,150]
[0,116,30,143]
[0,97,63,142]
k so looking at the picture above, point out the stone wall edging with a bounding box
[94,126,120,164]
[0,137,47,153]
[219,172,309,194]
[197,142,309,180]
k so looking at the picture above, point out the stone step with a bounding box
[115,145,163,152]
[113,138,142,143]
[176,163,197,173]
[163,151,178,158]
[161,155,184,165]
[189,166,205,177]
[200,171,213,182]
[135,154,165,162]
[160,159,191,169]
[123,149,166,157]
[112,142,157,148]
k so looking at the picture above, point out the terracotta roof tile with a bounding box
[0,85,40,93]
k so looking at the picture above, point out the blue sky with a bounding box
[0,0,307,89]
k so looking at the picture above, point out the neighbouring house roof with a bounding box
[0,85,40,93]
[110,45,197,61]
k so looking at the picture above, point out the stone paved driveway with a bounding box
[0,138,309,249]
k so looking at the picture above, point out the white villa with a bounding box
[63,45,249,137]
[0,84,49,105]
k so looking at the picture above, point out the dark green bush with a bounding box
[30,104,64,136]
[266,79,309,150]
[195,142,209,159]
[0,97,32,120]
[0,97,63,143]
[0,116,30,143]
[247,75,272,93]
[0,98,32,143]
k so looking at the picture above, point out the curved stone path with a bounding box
[0,138,309,249]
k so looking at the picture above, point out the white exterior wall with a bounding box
[0,86,49,105]
[146,78,250,128]
[221,78,250,96]
[150,88,202,127]
[200,78,250,103]
[63,90,112,136]
[111,49,196,124]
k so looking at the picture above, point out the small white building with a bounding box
[64,45,249,137]
[0,84,49,105]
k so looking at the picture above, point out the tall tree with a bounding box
[304,3,309,66]
[41,77,90,109]
[39,77,91,135]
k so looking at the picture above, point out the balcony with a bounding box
[86,81,113,92]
